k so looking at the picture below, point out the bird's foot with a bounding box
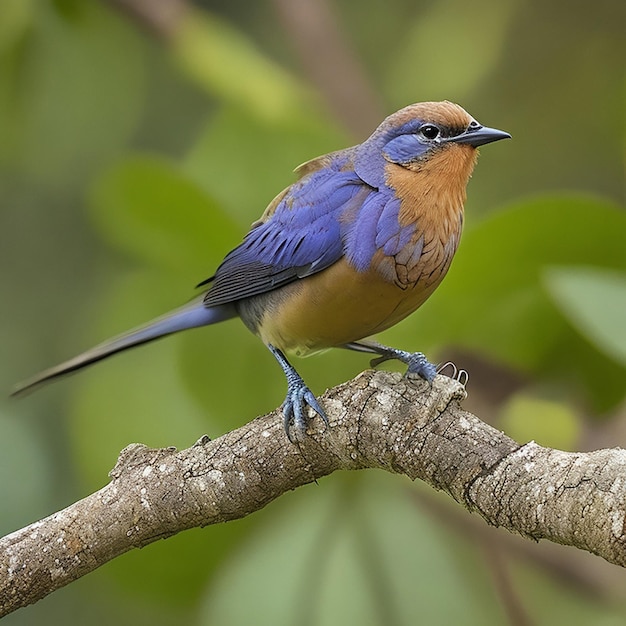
[282,377,328,442]
[268,344,328,441]
[370,347,437,382]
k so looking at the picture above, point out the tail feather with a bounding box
[12,300,236,397]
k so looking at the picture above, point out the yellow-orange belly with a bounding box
[255,258,441,356]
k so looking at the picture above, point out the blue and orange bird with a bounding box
[13,101,510,439]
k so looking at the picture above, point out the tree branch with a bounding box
[1,371,624,616]
[270,0,385,135]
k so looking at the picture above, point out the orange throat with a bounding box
[388,143,477,236]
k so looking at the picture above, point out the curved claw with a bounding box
[437,361,458,378]
[282,383,328,442]
[268,344,328,441]
[457,369,469,387]
[437,361,469,387]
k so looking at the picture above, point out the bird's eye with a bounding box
[419,124,440,140]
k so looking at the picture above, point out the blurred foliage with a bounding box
[499,393,579,450]
[0,0,624,625]
[173,7,313,121]
[544,266,626,368]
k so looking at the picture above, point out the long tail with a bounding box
[12,299,237,397]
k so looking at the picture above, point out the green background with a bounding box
[1,0,624,624]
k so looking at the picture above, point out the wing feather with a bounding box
[203,150,374,307]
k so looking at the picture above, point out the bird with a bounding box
[13,101,510,440]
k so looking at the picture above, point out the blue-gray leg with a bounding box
[268,344,328,441]
[343,340,437,382]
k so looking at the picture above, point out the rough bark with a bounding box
[1,371,624,617]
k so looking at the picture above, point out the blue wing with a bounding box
[204,150,373,307]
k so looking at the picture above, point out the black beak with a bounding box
[451,125,511,147]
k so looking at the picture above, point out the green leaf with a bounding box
[543,266,626,367]
[99,522,256,610]
[184,106,347,225]
[172,8,310,122]
[178,325,283,431]
[199,474,503,626]
[8,2,144,185]
[90,155,240,274]
[67,272,213,486]
[386,0,518,104]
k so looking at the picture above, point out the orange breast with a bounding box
[256,258,442,356]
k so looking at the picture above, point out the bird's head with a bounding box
[354,101,510,187]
